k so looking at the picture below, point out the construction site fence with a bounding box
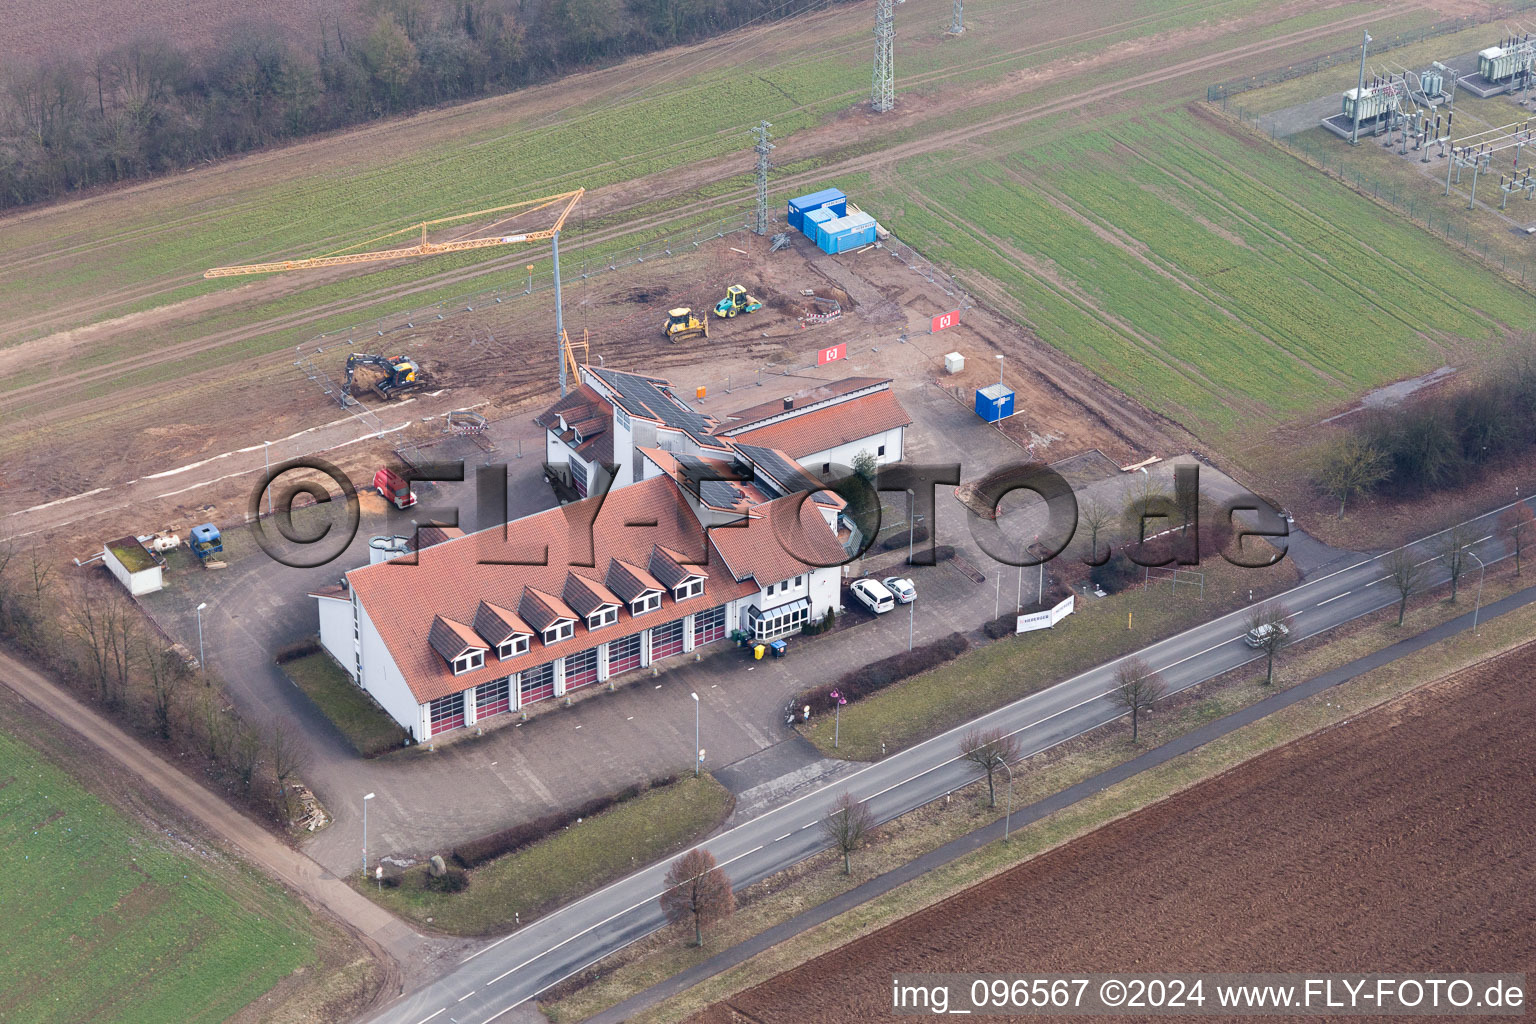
[1224,103,1536,288]
[1204,7,1536,103]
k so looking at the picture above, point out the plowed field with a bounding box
[693,643,1536,1024]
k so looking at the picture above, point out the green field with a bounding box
[873,105,1535,439]
[0,727,316,1024]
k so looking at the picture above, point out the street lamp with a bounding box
[992,755,1014,840]
[907,489,916,653]
[1467,549,1487,633]
[195,602,207,669]
[691,692,700,776]
[361,792,375,878]
[263,441,273,516]
[831,689,847,748]
[995,353,1004,385]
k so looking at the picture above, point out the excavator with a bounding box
[714,285,764,319]
[663,307,709,342]
[345,353,424,400]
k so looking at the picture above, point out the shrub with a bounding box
[451,773,678,868]
[1090,553,1141,594]
[429,868,469,893]
[795,632,968,710]
[983,615,1015,639]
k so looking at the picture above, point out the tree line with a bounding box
[1311,344,1536,517]
[0,544,307,823]
[0,0,854,210]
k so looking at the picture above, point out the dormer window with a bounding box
[452,649,485,675]
[542,621,574,645]
[673,577,704,601]
[587,606,618,630]
[498,635,530,660]
[631,592,662,615]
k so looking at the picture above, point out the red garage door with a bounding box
[608,633,642,677]
[693,606,727,647]
[429,692,466,736]
[475,677,511,720]
[565,647,599,691]
[650,619,686,661]
[520,663,556,705]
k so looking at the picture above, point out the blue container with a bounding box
[803,206,836,239]
[975,383,1015,423]
[787,188,847,231]
[820,211,876,253]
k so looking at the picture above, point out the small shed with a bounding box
[103,536,164,595]
[803,206,837,240]
[975,383,1015,423]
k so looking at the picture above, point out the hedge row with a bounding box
[797,632,969,710]
[452,773,679,869]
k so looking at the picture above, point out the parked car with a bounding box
[849,578,896,614]
[882,576,917,604]
[1244,621,1290,648]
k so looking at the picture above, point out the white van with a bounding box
[1244,621,1290,648]
[850,578,896,614]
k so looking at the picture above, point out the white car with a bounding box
[882,576,916,604]
[849,578,896,614]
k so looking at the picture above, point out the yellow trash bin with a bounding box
[753,644,766,660]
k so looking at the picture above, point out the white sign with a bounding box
[1016,593,1075,634]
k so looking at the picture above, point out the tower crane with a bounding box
[205,188,586,395]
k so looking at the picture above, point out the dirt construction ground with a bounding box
[691,642,1536,1024]
[11,227,1179,555]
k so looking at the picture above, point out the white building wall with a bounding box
[316,595,356,680]
[803,425,906,477]
[356,601,428,740]
[808,566,841,618]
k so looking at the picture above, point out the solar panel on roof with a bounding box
[734,444,824,497]
[674,452,751,509]
[596,368,717,445]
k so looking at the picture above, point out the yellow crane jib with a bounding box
[204,188,584,278]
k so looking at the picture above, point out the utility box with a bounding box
[1341,86,1396,122]
[975,383,1015,423]
[944,352,965,374]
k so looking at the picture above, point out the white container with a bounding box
[944,352,965,374]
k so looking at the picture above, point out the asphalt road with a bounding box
[370,500,1525,1024]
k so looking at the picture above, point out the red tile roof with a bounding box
[728,389,910,460]
[345,473,838,706]
[710,493,849,589]
[534,384,614,463]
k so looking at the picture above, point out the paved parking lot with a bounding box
[139,377,1306,876]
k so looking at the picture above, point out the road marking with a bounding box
[413,1009,445,1024]
[1317,591,1350,606]
[458,991,477,1002]
[775,832,792,842]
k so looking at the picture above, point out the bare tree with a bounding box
[1501,503,1535,576]
[819,792,876,875]
[1078,497,1115,565]
[1438,525,1475,603]
[1121,475,1172,544]
[1383,548,1426,627]
[1112,656,1166,742]
[232,722,262,790]
[268,724,311,818]
[1245,602,1292,686]
[1312,436,1388,518]
[65,578,137,706]
[141,635,183,741]
[26,547,55,616]
[959,726,1020,808]
[658,848,734,947]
